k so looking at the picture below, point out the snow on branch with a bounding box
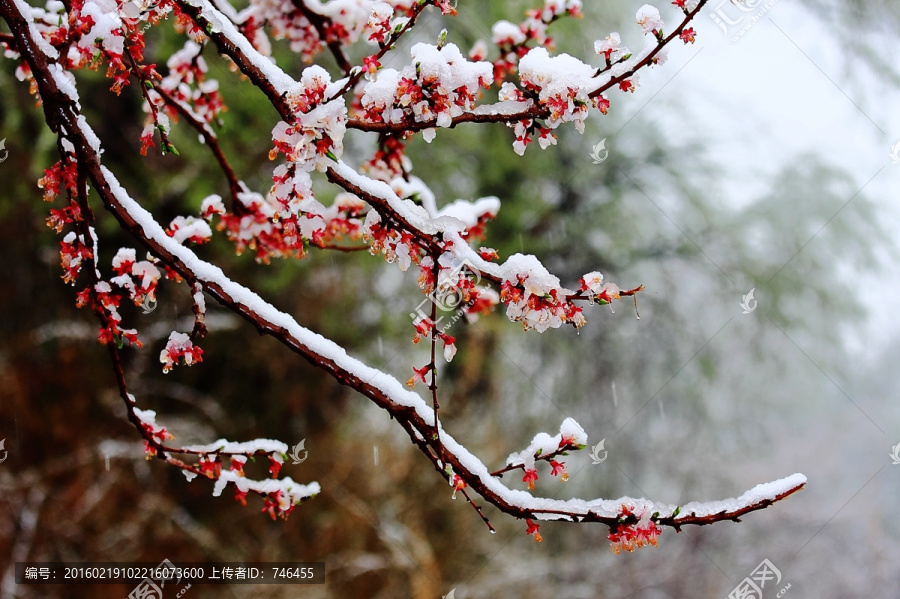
[0,0,806,549]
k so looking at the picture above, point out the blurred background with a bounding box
[1,0,900,597]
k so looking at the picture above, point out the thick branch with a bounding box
[173,0,293,117]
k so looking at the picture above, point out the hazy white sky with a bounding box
[613,0,900,362]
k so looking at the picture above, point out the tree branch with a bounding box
[0,0,805,540]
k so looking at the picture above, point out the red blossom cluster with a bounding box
[141,40,227,155]
[500,277,585,331]
[261,490,295,520]
[607,505,663,553]
[357,42,491,136]
[140,420,173,459]
[160,331,204,373]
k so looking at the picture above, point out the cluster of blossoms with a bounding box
[415,254,497,317]
[70,228,202,372]
[166,215,213,245]
[320,193,368,241]
[498,256,583,332]
[134,407,174,458]
[363,209,424,272]
[359,42,492,142]
[160,331,204,373]
[212,185,366,262]
[364,0,422,47]
[492,3,700,155]
[7,0,172,97]
[131,407,319,520]
[41,156,159,347]
[578,271,622,305]
[361,135,410,181]
[59,238,143,350]
[517,47,602,152]
[79,280,143,347]
[607,504,664,553]
[260,66,347,251]
[110,247,162,310]
[1,0,221,159]
[141,40,226,155]
[42,160,81,231]
[212,188,305,261]
[505,418,588,491]
[485,0,582,83]
[210,448,319,520]
[499,266,628,333]
[205,66,369,261]
[58,231,93,285]
[365,2,395,46]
